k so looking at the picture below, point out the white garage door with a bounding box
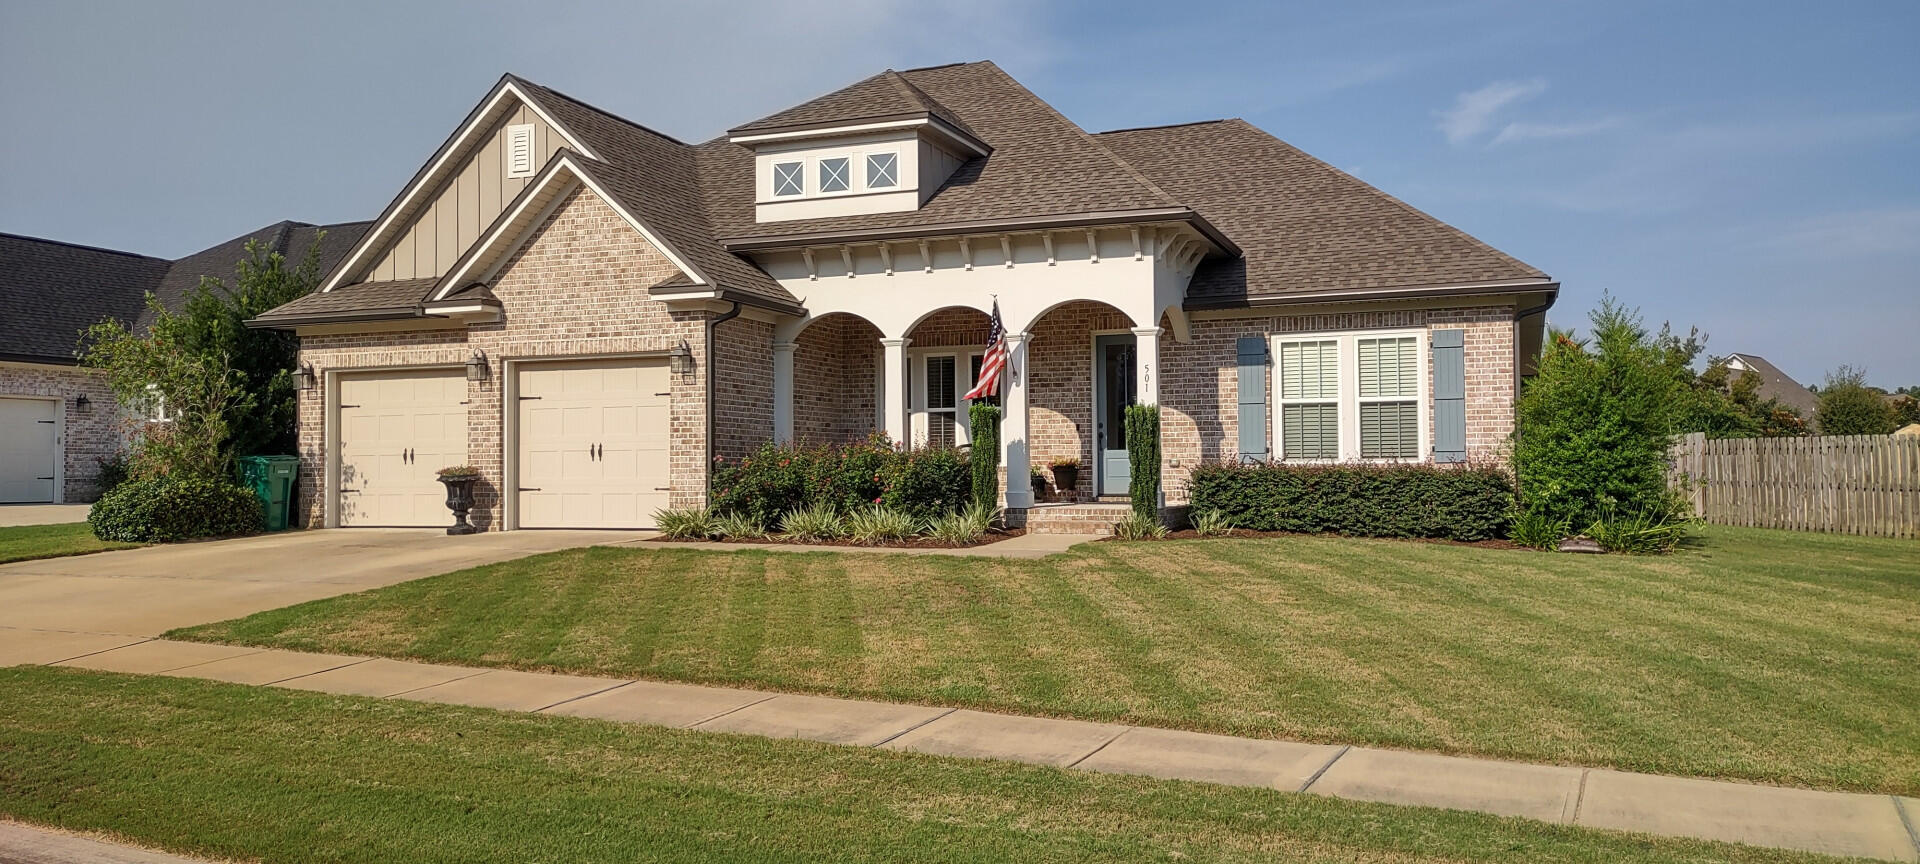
[337,369,467,527]
[517,358,671,529]
[0,398,59,504]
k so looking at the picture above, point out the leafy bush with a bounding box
[925,503,995,546]
[1190,509,1233,537]
[711,438,969,528]
[969,402,1000,513]
[1111,512,1169,540]
[1124,403,1160,520]
[88,475,263,543]
[1815,366,1897,436]
[881,446,971,523]
[1508,509,1570,550]
[1187,462,1514,541]
[653,508,715,540]
[1511,296,1688,530]
[711,512,766,540]
[93,454,130,498]
[779,502,844,542]
[845,506,920,544]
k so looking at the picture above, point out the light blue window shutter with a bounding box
[1236,336,1269,462]
[1431,329,1466,463]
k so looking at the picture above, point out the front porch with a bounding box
[771,299,1169,515]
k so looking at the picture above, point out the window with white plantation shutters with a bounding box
[1357,336,1420,458]
[924,355,957,446]
[506,124,535,178]
[1278,339,1339,459]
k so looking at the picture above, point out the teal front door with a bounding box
[1094,333,1136,495]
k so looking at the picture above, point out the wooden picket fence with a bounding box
[1667,432,1920,538]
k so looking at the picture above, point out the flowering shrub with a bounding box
[710,436,970,527]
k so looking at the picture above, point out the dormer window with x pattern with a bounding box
[818,157,851,193]
[772,161,804,197]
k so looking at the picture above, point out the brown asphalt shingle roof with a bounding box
[265,62,1548,323]
[1096,119,1547,304]
[2,221,368,363]
[251,277,439,321]
[1727,353,1819,417]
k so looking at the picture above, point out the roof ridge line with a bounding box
[1097,118,1235,135]
[512,75,691,148]
[0,232,167,261]
[975,62,1183,210]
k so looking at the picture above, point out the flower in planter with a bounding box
[436,465,481,479]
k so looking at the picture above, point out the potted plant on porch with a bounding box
[1030,465,1050,502]
[1049,457,1080,494]
[435,465,482,535]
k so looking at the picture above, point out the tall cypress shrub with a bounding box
[1124,403,1160,520]
[969,402,1001,512]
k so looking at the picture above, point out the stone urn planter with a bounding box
[1050,459,1080,494]
[436,466,481,535]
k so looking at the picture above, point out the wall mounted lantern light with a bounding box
[294,361,317,391]
[668,341,693,375]
[74,393,91,411]
[466,350,490,382]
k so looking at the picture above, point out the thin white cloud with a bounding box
[1436,78,1546,145]
[1775,208,1920,258]
[1492,115,1626,145]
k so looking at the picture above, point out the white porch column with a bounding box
[1131,327,1161,406]
[1000,332,1032,509]
[771,341,796,444]
[879,337,911,447]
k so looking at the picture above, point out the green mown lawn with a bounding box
[173,525,1920,795]
[0,522,137,564]
[0,667,1856,864]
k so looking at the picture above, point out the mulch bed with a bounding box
[647,528,1026,550]
[1133,528,1528,551]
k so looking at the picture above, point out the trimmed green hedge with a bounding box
[710,436,971,526]
[88,475,265,543]
[969,402,1001,513]
[1125,404,1160,520]
[1187,462,1513,541]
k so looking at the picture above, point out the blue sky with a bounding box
[2,0,1914,385]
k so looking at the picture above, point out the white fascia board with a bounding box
[430,154,707,301]
[728,118,929,145]
[322,80,597,293]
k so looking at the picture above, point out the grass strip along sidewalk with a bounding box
[0,667,1856,864]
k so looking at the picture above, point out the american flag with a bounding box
[963,300,1006,400]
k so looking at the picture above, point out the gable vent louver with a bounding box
[506,124,535,178]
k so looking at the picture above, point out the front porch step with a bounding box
[1010,503,1132,536]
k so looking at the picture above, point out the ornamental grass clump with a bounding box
[1110,512,1169,541]
[844,506,919,544]
[779,502,844,542]
[1190,509,1233,537]
[653,508,716,541]
[926,503,995,546]
[710,512,766,540]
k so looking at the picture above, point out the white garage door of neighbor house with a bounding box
[517,359,671,529]
[0,398,60,504]
[337,370,468,527]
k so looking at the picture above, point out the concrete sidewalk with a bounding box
[0,820,217,863]
[18,636,1919,863]
[0,503,91,527]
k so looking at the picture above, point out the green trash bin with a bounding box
[239,455,300,531]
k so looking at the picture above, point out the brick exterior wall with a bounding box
[1027,301,1131,501]
[293,187,717,529]
[712,315,773,460]
[1157,303,1517,505]
[791,314,879,445]
[1,362,128,502]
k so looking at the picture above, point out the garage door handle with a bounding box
[37,419,56,424]
[37,476,55,480]
[654,486,671,491]
[341,488,360,493]
[518,487,541,492]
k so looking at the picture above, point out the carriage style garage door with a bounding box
[0,397,59,504]
[337,369,468,527]
[517,358,670,529]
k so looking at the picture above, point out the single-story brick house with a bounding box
[0,223,366,503]
[252,61,1557,532]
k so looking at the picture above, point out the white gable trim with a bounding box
[321,79,598,293]
[430,153,708,301]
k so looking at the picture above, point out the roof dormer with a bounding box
[726,70,990,224]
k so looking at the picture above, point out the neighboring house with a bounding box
[1724,353,1818,419]
[253,61,1558,532]
[0,222,368,503]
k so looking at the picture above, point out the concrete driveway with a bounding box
[0,503,91,527]
[0,528,646,637]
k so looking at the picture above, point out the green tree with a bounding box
[1815,366,1898,435]
[1511,295,1687,528]
[79,235,327,478]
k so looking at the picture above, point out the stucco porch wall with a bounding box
[292,188,716,530]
